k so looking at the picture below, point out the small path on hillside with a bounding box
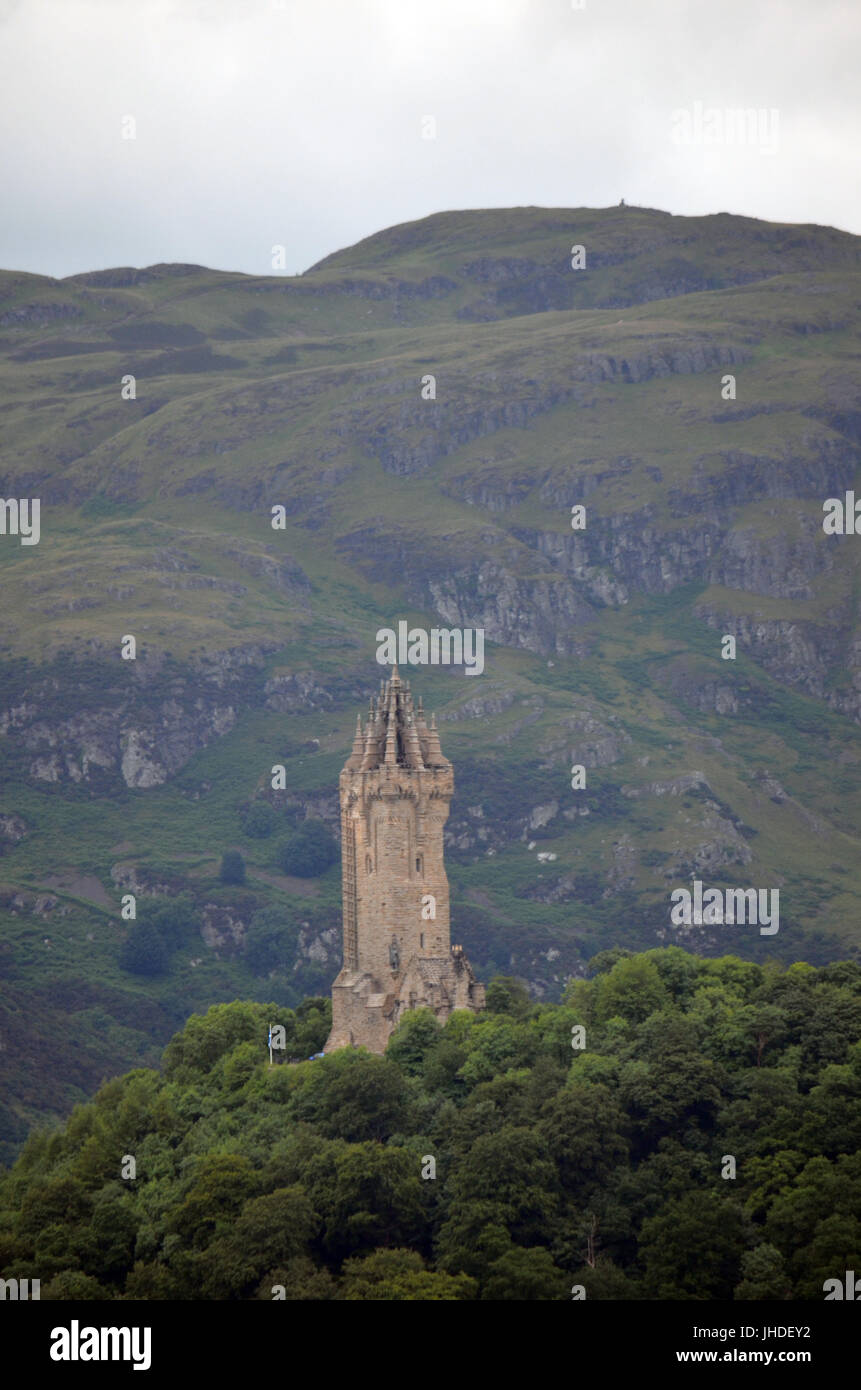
[465,886,515,922]
[248,868,321,896]
[41,873,114,908]
[160,852,214,861]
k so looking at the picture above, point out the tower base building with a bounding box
[325,667,484,1053]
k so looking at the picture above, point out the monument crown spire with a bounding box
[348,665,450,773]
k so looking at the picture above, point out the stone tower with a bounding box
[324,666,485,1053]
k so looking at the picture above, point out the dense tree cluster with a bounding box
[219,850,247,886]
[1,949,859,1300]
[279,820,339,878]
[240,802,278,839]
[119,895,201,977]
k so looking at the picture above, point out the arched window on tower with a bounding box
[366,854,373,874]
[416,855,423,875]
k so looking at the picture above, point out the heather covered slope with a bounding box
[1,205,860,1155]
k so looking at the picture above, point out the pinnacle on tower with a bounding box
[404,711,426,770]
[384,665,403,766]
[345,712,365,769]
[423,709,445,766]
[360,703,381,771]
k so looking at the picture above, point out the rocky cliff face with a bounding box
[0,649,269,789]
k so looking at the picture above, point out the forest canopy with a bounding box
[1,948,860,1300]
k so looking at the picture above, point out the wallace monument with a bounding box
[324,667,485,1053]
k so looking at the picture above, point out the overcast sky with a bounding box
[1,0,859,280]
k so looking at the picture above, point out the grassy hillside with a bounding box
[1,204,860,1158]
